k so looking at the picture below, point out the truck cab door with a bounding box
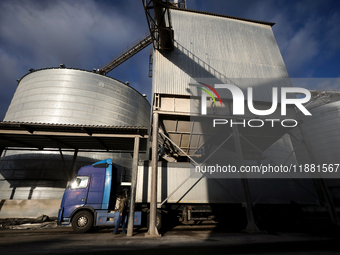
[62,175,90,217]
[86,174,105,209]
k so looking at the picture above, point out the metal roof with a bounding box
[305,90,340,110]
[16,67,150,102]
[0,122,148,152]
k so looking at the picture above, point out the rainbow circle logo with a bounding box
[197,82,222,106]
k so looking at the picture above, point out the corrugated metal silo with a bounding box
[5,68,149,126]
[0,68,150,200]
[297,98,340,204]
[300,100,340,164]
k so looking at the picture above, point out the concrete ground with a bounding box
[0,223,339,255]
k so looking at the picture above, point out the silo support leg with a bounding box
[71,149,78,177]
[145,112,161,237]
[298,124,340,226]
[232,121,260,233]
[59,148,71,181]
[127,136,140,237]
[241,178,260,232]
[316,178,340,226]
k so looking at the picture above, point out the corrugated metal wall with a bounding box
[149,9,318,206]
[136,162,318,204]
[153,9,291,100]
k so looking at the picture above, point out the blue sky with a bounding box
[0,0,339,120]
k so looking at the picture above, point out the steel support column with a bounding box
[59,148,71,181]
[145,112,161,237]
[71,149,78,177]
[298,124,340,226]
[232,121,260,232]
[127,136,140,237]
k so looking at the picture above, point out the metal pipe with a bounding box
[127,136,140,237]
[145,112,161,237]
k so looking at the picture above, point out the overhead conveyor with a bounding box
[98,33,153,75]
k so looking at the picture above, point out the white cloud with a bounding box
[0,0,142,68]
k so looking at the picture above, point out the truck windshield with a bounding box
[70,176,89,189]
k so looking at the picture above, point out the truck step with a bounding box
[190,210,212,213]
[190,217,214,221]
[188,209,215,221]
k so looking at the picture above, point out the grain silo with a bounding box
[292,92,340,205]
[0,68,150,215]
[5,68,149,126]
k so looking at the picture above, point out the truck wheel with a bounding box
[71,210,93,233]
[147,210,162,231]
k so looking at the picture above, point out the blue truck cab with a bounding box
[57,159,141,233]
